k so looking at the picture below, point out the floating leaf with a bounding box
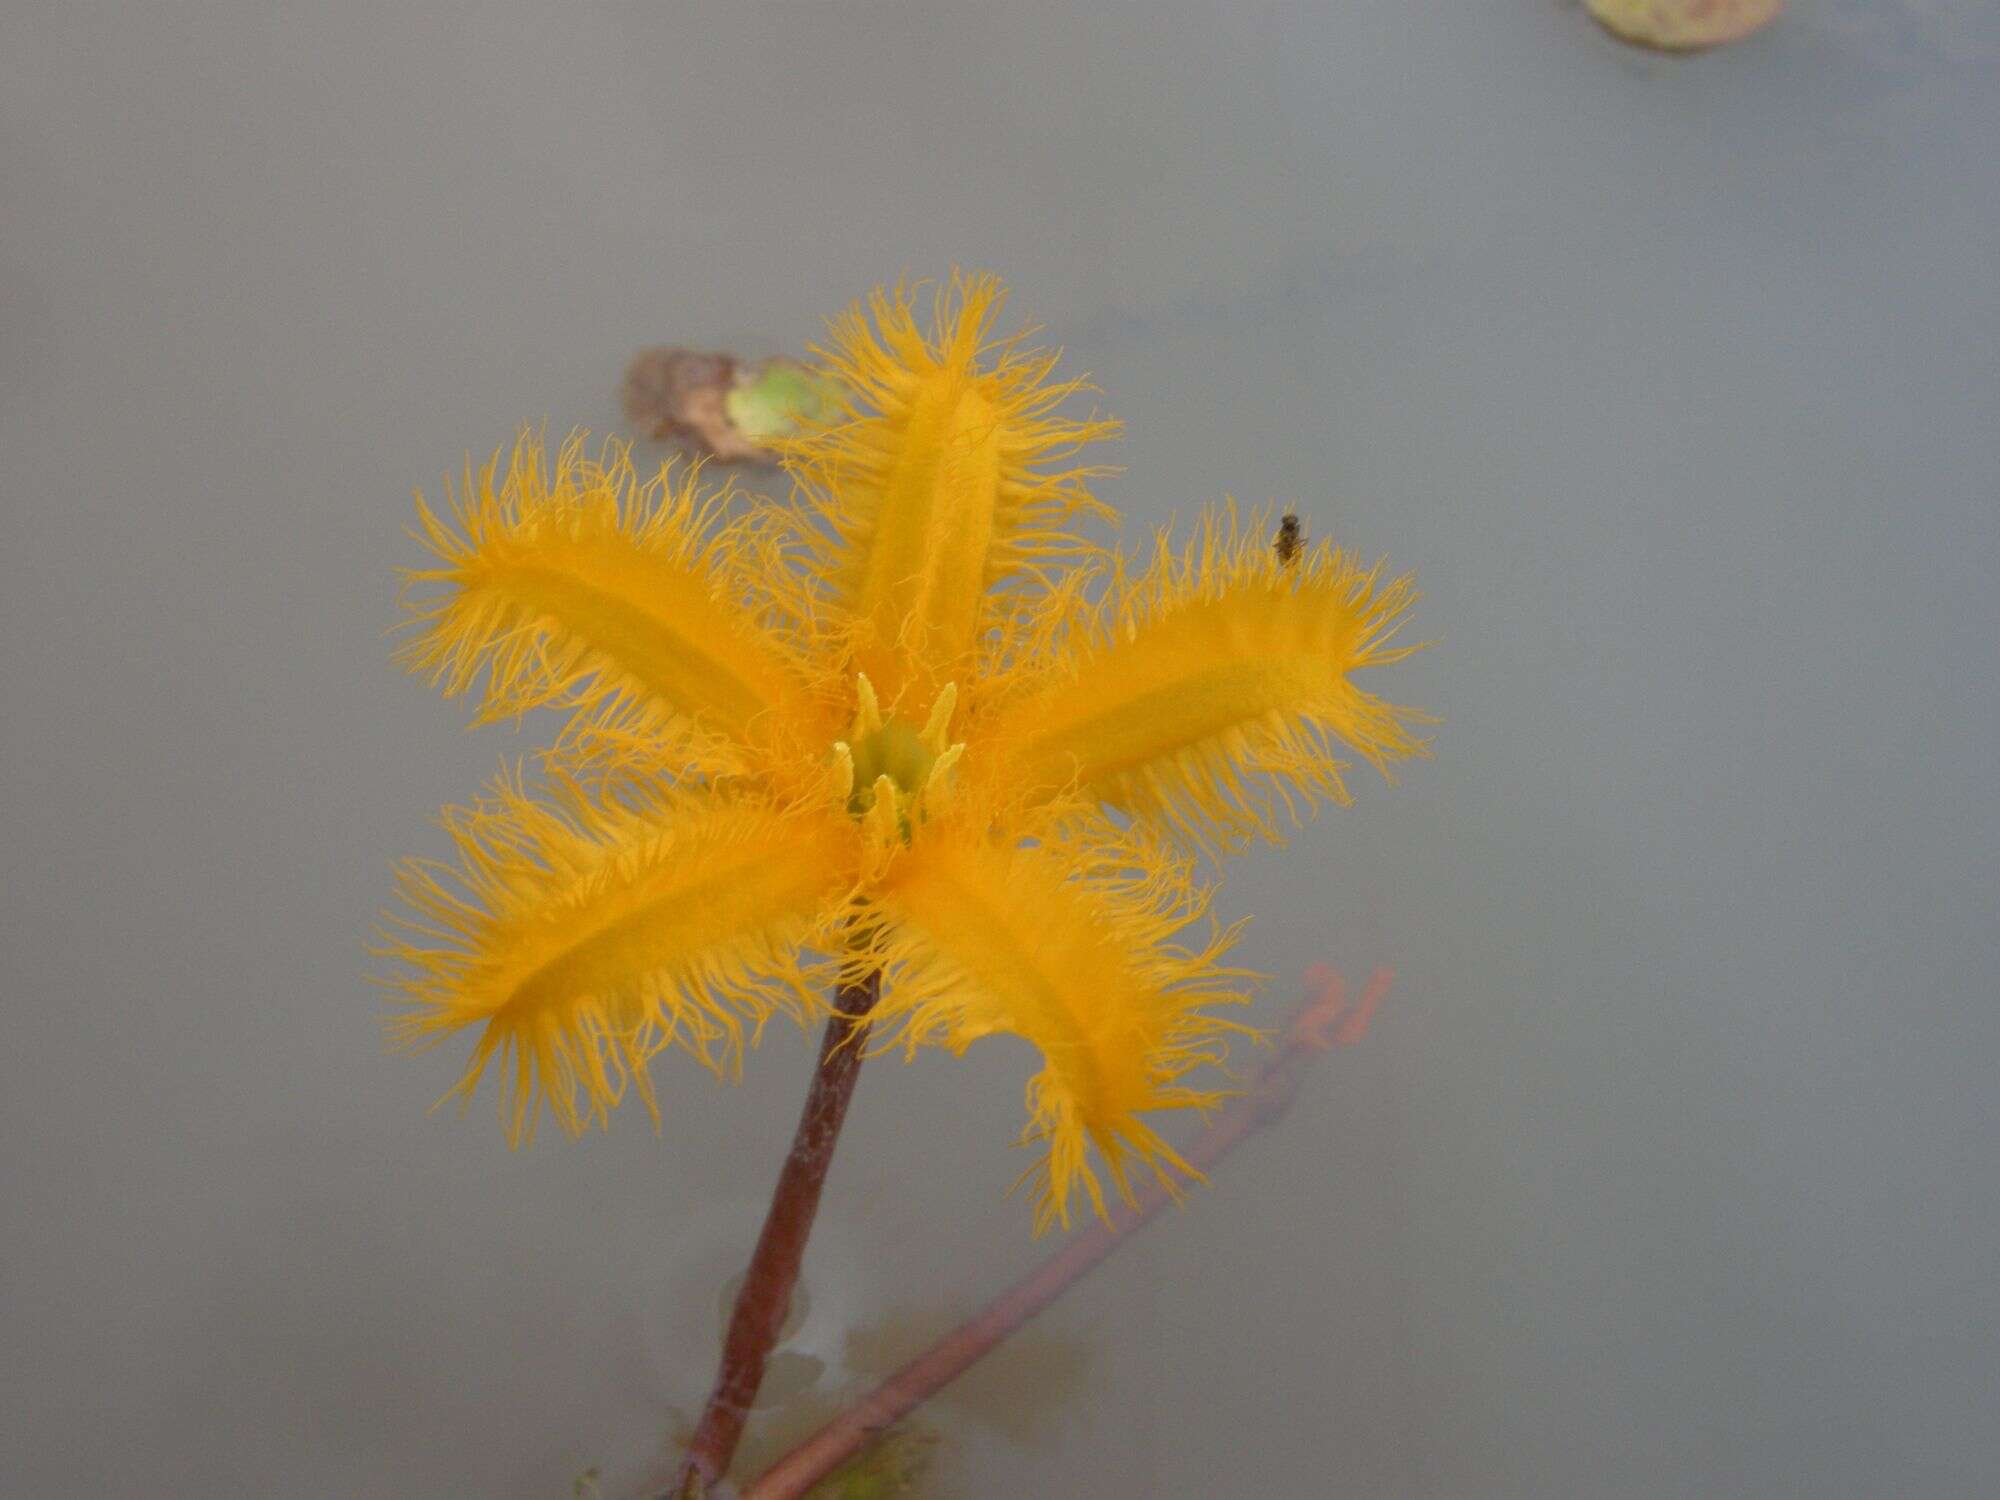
[621,350,836,463]
[1586,0,1783,52]
[725,358,842,446]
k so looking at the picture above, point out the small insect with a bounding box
[1274,511,1305,566]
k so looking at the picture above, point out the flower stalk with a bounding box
[670,968,882,1498]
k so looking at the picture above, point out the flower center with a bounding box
[830,675,963,844]
[844,717,937,814]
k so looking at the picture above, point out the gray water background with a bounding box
[4,3,1996,1495]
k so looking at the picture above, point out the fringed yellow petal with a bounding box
[987,504,1435,853]
[377,769,856,1145]
[397,431,812,773]
[866,819,1250,1233]
[774,273,1120,706]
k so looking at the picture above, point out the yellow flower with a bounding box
[379,274,1431,1229]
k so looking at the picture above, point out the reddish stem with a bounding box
[742,966,1393,1500]
[668,968,881,1498]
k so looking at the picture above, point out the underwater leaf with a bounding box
[804,1424,940,1499]
[843,1304,1090,1445]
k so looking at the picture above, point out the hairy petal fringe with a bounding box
[773,272,1120,708]
[396,430,815,772]
[375,768,856,1145]
[986,503,1435,853]
[864,819,1251,1232]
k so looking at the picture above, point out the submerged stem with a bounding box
[668,968,882,1498]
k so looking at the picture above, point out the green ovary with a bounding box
[844,718,937,816]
